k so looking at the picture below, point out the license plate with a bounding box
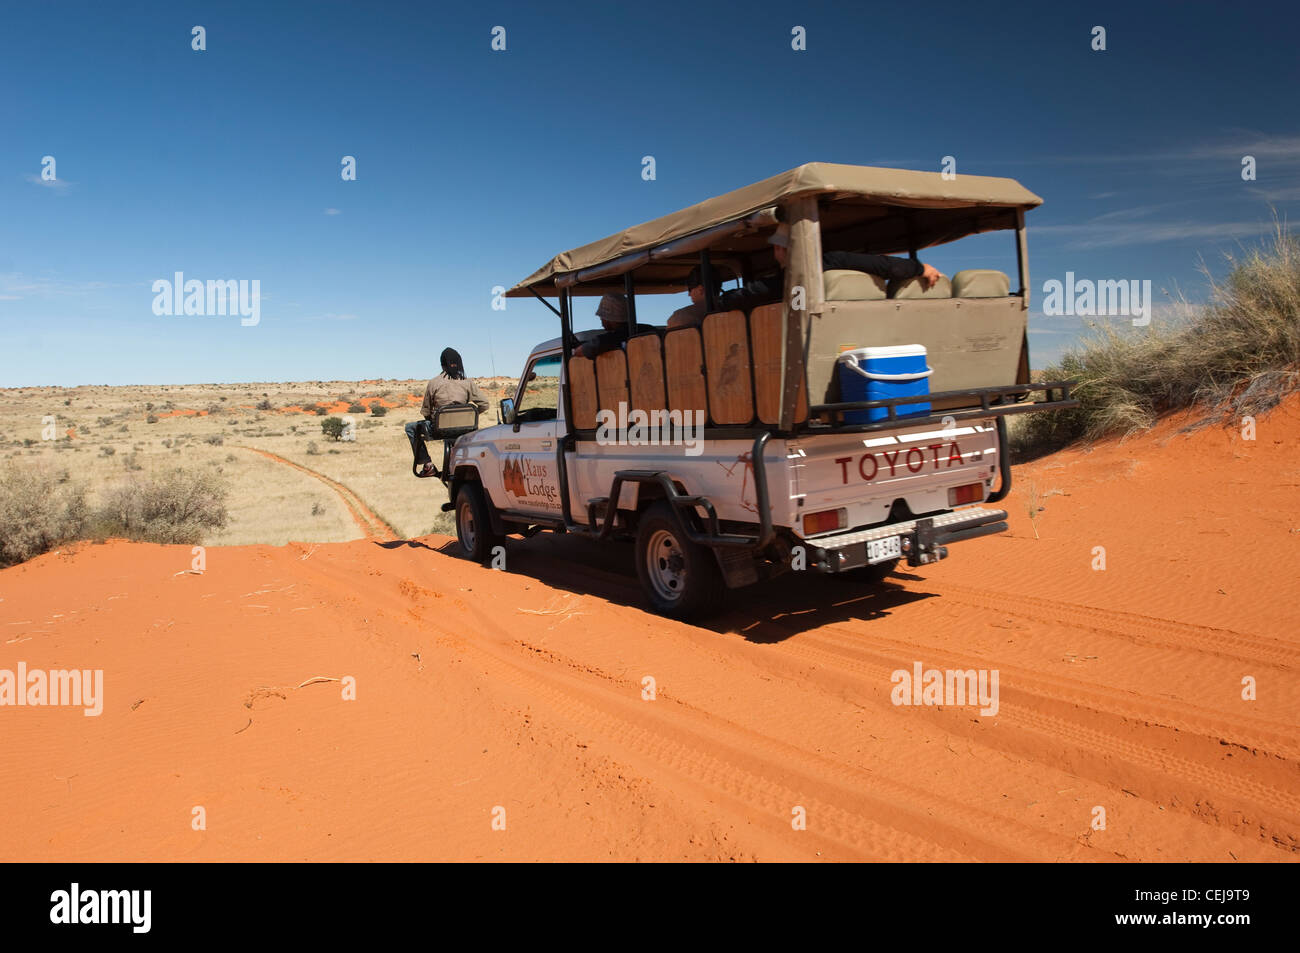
[867,535,901,564]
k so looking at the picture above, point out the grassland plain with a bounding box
[0,377,519,546]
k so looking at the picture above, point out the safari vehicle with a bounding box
[432,162,1077,617]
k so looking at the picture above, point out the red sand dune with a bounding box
[1,398,1297,861]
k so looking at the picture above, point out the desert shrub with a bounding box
[320,417,346,441]
[123,452,144,472]
[146,414,159,424]
[225,453,237,462]
[99,445,116,457]
[92,467,229,545]
[311,501,324,516]
[312,404,328,416]
[306,441,319,455]
[1014,224,1300,455]
[0,462,89,567]
[370,404,388,417]
[347,402,366,414]
[256,399,273,410]
[204,435,224,446]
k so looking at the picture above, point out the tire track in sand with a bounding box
[237,447,398,542]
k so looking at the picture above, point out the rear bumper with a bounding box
[803,506,1008,572]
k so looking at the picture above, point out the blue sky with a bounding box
[2,0,1297,386]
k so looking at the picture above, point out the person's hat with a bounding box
[767,224,791,248]
[685,264,734,290]
[595,293,627,322]
[440,347,465,378]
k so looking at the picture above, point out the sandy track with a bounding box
[237,446,398,542]
[1,400,1296,861]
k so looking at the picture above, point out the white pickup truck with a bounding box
[431,163,1076,617]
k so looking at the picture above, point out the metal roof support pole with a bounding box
[699,249,716,314]
[623,271,637,338]
[1015,208,1029,305]
[557,286,575,528]
[781,197,821,432]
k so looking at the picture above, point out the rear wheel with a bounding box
[634,502,724,618]
[455,483,503,563]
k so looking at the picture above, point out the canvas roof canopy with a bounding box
[506,162,1042,299]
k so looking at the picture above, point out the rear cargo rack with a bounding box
[807,380,1077,434]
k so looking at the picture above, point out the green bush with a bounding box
[0,463,89,567]
[347,402,366,414]
[1014,224,1300,455]
[92,467,229,545]
[320,417,346,441]
[370,404,388,417]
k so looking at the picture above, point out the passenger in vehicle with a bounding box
[666,266,718,329]
[578,293,654,358]
[406,347,489,478]
[718,225,941,312]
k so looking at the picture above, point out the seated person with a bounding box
[666,265,719,329]
[719,225,942,313]
[406,347,488,478]
[577,293,654,358]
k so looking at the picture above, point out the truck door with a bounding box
[500,352,564,518]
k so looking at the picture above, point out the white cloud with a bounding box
[23,174,73,192]
[324,208,341,215]
[1030,220,1265,249]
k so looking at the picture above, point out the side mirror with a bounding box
[500,398,516,425]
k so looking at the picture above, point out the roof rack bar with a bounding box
[527,284,563,318]
[554,207,783,292]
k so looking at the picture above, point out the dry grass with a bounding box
[0,378,515,554]
[1014,222,1300,454]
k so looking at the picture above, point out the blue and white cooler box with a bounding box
[836,344,933,424]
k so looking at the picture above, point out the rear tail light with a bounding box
[803,508,847,536]
[948,482,984,507]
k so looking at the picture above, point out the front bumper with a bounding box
[803,506,1009,571]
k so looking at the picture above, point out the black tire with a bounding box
[634,501,725,618]
[455,482,503,563]
[836,558,900,585]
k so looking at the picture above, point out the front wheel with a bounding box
[634,501,724,618]
[455,483,503,563]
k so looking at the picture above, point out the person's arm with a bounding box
[823,250,924,282]
[467,379,489,415]
[579,330,619,358]
[718,274,783,313]
[420,380,436,419]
